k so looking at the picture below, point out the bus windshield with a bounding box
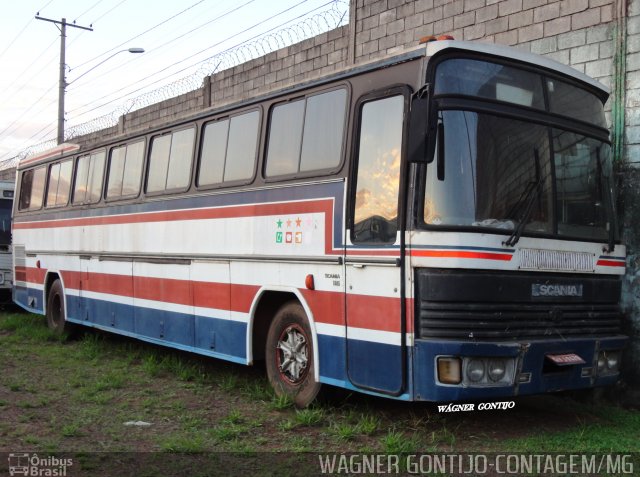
[0,198,12,245]
[423,57,616,243]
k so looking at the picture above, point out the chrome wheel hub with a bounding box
[277,325,309,383]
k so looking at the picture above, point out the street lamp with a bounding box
[58,47,145,144]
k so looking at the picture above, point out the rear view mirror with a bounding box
[408,86,430,163]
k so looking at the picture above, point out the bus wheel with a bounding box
[46,279,71,336]
[266,302,321,408]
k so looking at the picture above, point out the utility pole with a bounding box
[35,15,93,145]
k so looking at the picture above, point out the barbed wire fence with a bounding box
[0,0,348,172]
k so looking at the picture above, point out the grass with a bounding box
[0,308,639,463]
[503,404,640,452]
[0,312,66,342]
[380,428,422,454]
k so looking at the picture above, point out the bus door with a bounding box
[345,92,407,395]
[78,257,135,332]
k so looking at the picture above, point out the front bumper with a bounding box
[412,336,627,401]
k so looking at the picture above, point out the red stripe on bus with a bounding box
[230,284,261,313]
[596,259,625,267]
[405,298,414,334]
[346,294,402,332]
[13,200,334,230]
[22,268,405,334]
[411,250,513,261]
[301,289,344,326]
[15,266,47,283]
[56,269,257,313]
[14,199,341,255]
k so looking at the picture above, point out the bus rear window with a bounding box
[18,166,46,211]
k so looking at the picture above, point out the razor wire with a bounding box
[0,0,348,170]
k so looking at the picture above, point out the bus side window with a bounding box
[106,140,145,199]
[265,88,347,178]
[45,159,72,208]
[73,150,106,205]
[147,128,195,193]
[18,166,47,211]
[352,95,404,244]
[198,110,260,187]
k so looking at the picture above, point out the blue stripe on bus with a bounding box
[347,338,404,393]
[13,286,44,314]
[65,294,248,362]
[16,286,419,400]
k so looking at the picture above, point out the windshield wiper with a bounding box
[503,148,541,248]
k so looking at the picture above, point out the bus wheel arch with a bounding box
[44,272,73,336]
[247,288,321,406]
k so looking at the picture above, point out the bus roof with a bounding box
[426,40,609,97]
[19,143,80,168]
[16,41,608,171]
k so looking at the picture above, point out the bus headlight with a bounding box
[488,359,507,382]
[606,352,620,370]
[466,359,485,383]
[597,354,607,374]
[462,357,516,387]
[436,357,461,384]
[597,350,621,376]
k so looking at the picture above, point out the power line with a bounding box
[0,118,57,162]
[35,15,94,144]
[69,0,320,117]
[74,0,106,23]
[68,0,256,92]
[70,0,341,121]
[90,0,130,25]
[6,0,347,159]
[0,37,59,102]
[72,0,207,71]
[0,84,57,139]
[0,0,57,61]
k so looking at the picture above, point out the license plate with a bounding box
[546,353,586,366]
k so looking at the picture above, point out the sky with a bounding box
[0,0,349,163]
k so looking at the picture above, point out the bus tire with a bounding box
[266,301,321,408]
[46,279,73,336]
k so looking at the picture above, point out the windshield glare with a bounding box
[424,110,615,242]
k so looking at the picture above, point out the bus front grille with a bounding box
[417,302,623,340]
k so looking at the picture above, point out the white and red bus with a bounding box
[13,40,626,406]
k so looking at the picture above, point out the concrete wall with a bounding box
[63,1,640,390]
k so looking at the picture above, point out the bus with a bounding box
[12,39,625,406]
[0,180,15,300]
